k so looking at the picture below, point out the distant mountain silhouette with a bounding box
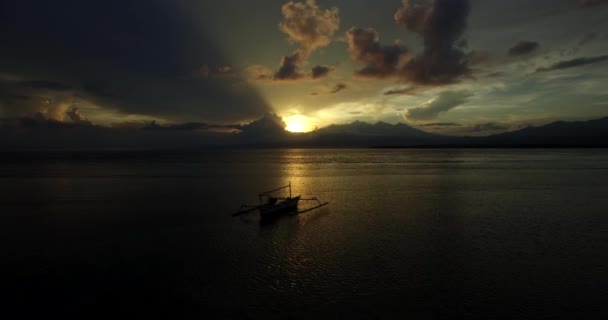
[316,121,431,137]
[298,117,608,147]
[2,115,607,150]
[479,116,608,147]
[299,121,447,147]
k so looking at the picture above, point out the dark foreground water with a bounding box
[1,149,607,319]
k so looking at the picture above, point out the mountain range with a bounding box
[293,116,608,148]
[2,116,607,150]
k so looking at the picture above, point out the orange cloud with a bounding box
[279,0,339,54]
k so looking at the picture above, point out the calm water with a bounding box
[2,149,607,318]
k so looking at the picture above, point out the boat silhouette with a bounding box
[232,182,328,220]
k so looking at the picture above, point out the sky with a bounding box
[1,0,607,136]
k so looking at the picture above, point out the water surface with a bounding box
[2,149,607,318]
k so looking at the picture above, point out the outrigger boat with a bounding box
[232,182,329,220]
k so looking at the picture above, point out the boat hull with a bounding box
[259,196,300,219]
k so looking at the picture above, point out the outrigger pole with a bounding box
[258,183,291,198]
[232,205,261,217]
[296,197,329,214]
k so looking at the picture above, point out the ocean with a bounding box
[2,149,607,318]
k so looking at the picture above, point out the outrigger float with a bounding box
[232,182,329,220]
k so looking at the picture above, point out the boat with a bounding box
[259,195,301,219]
[232,182,328,220]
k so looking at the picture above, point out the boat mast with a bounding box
[289,181,292,198]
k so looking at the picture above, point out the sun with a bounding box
[286,120,305,132]
[285,114,312,133]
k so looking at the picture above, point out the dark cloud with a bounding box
[2,108,146,134]
[118,119,240,132]
[330,83,347,94]
[311,65,334,79]
[192,65,210,78]
[384,87,417,96]
[310,83,347,96]
[16,80,72,92]
[536,55,608,72]
[418,121,512,136]
[395,0,472,84]
[0,112,293,149]
[244,65,273,81]
[346,27,408,78]
[467,50,491,65]
[142,121,208,131]
[0,0,271,124]
[418,122,462,127]
[578,32,598,46]
[579,0,608,8]
[486,72,504,78]
[16,113,84,129]
[470,122,509,132]
[65,107,92,126]
[273,0,340,81]
[0,78,75,120]
[0,120,235,150]
[274,51,306,80]
[508,41,540,56]
[192,65,235,78]
[405,90,472,122]
[217,66,233,74]
[238,112,287,138]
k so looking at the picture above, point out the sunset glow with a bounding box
[285,115,313,133]
[1,0,607,140]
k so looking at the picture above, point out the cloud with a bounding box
[418,122,462,127]
[6,108,104,130]
[578,32,598,47]
[536,55,608,72]
[470,122,508,132]
[16,80,72,91]
[141,120,209,131]
[0,112,312,149]
[274,51,306,80]
[15,113,80,129]
[309,82,347,95]
[579,0,608,8]
[65,107,92,126]
[346,27,409,78]
[311,65,334,79]
[279,0,340,54]
[330,83,347,94]
[404,90,472,122]
[384,87,417,95]
[239,112,287,139]
[0,1,272,124]
[508,41,540,56]
[192,64,210,78]
[273,57,335,81]
[486,72,504,78]
[417,121,512,135]
[395,0,472,84]
[0,78,75,121]
[244,65,273,80]
[217,66,233,74]
[467,50,490,65]
[272,0,340,81]
[193,65,234,78]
